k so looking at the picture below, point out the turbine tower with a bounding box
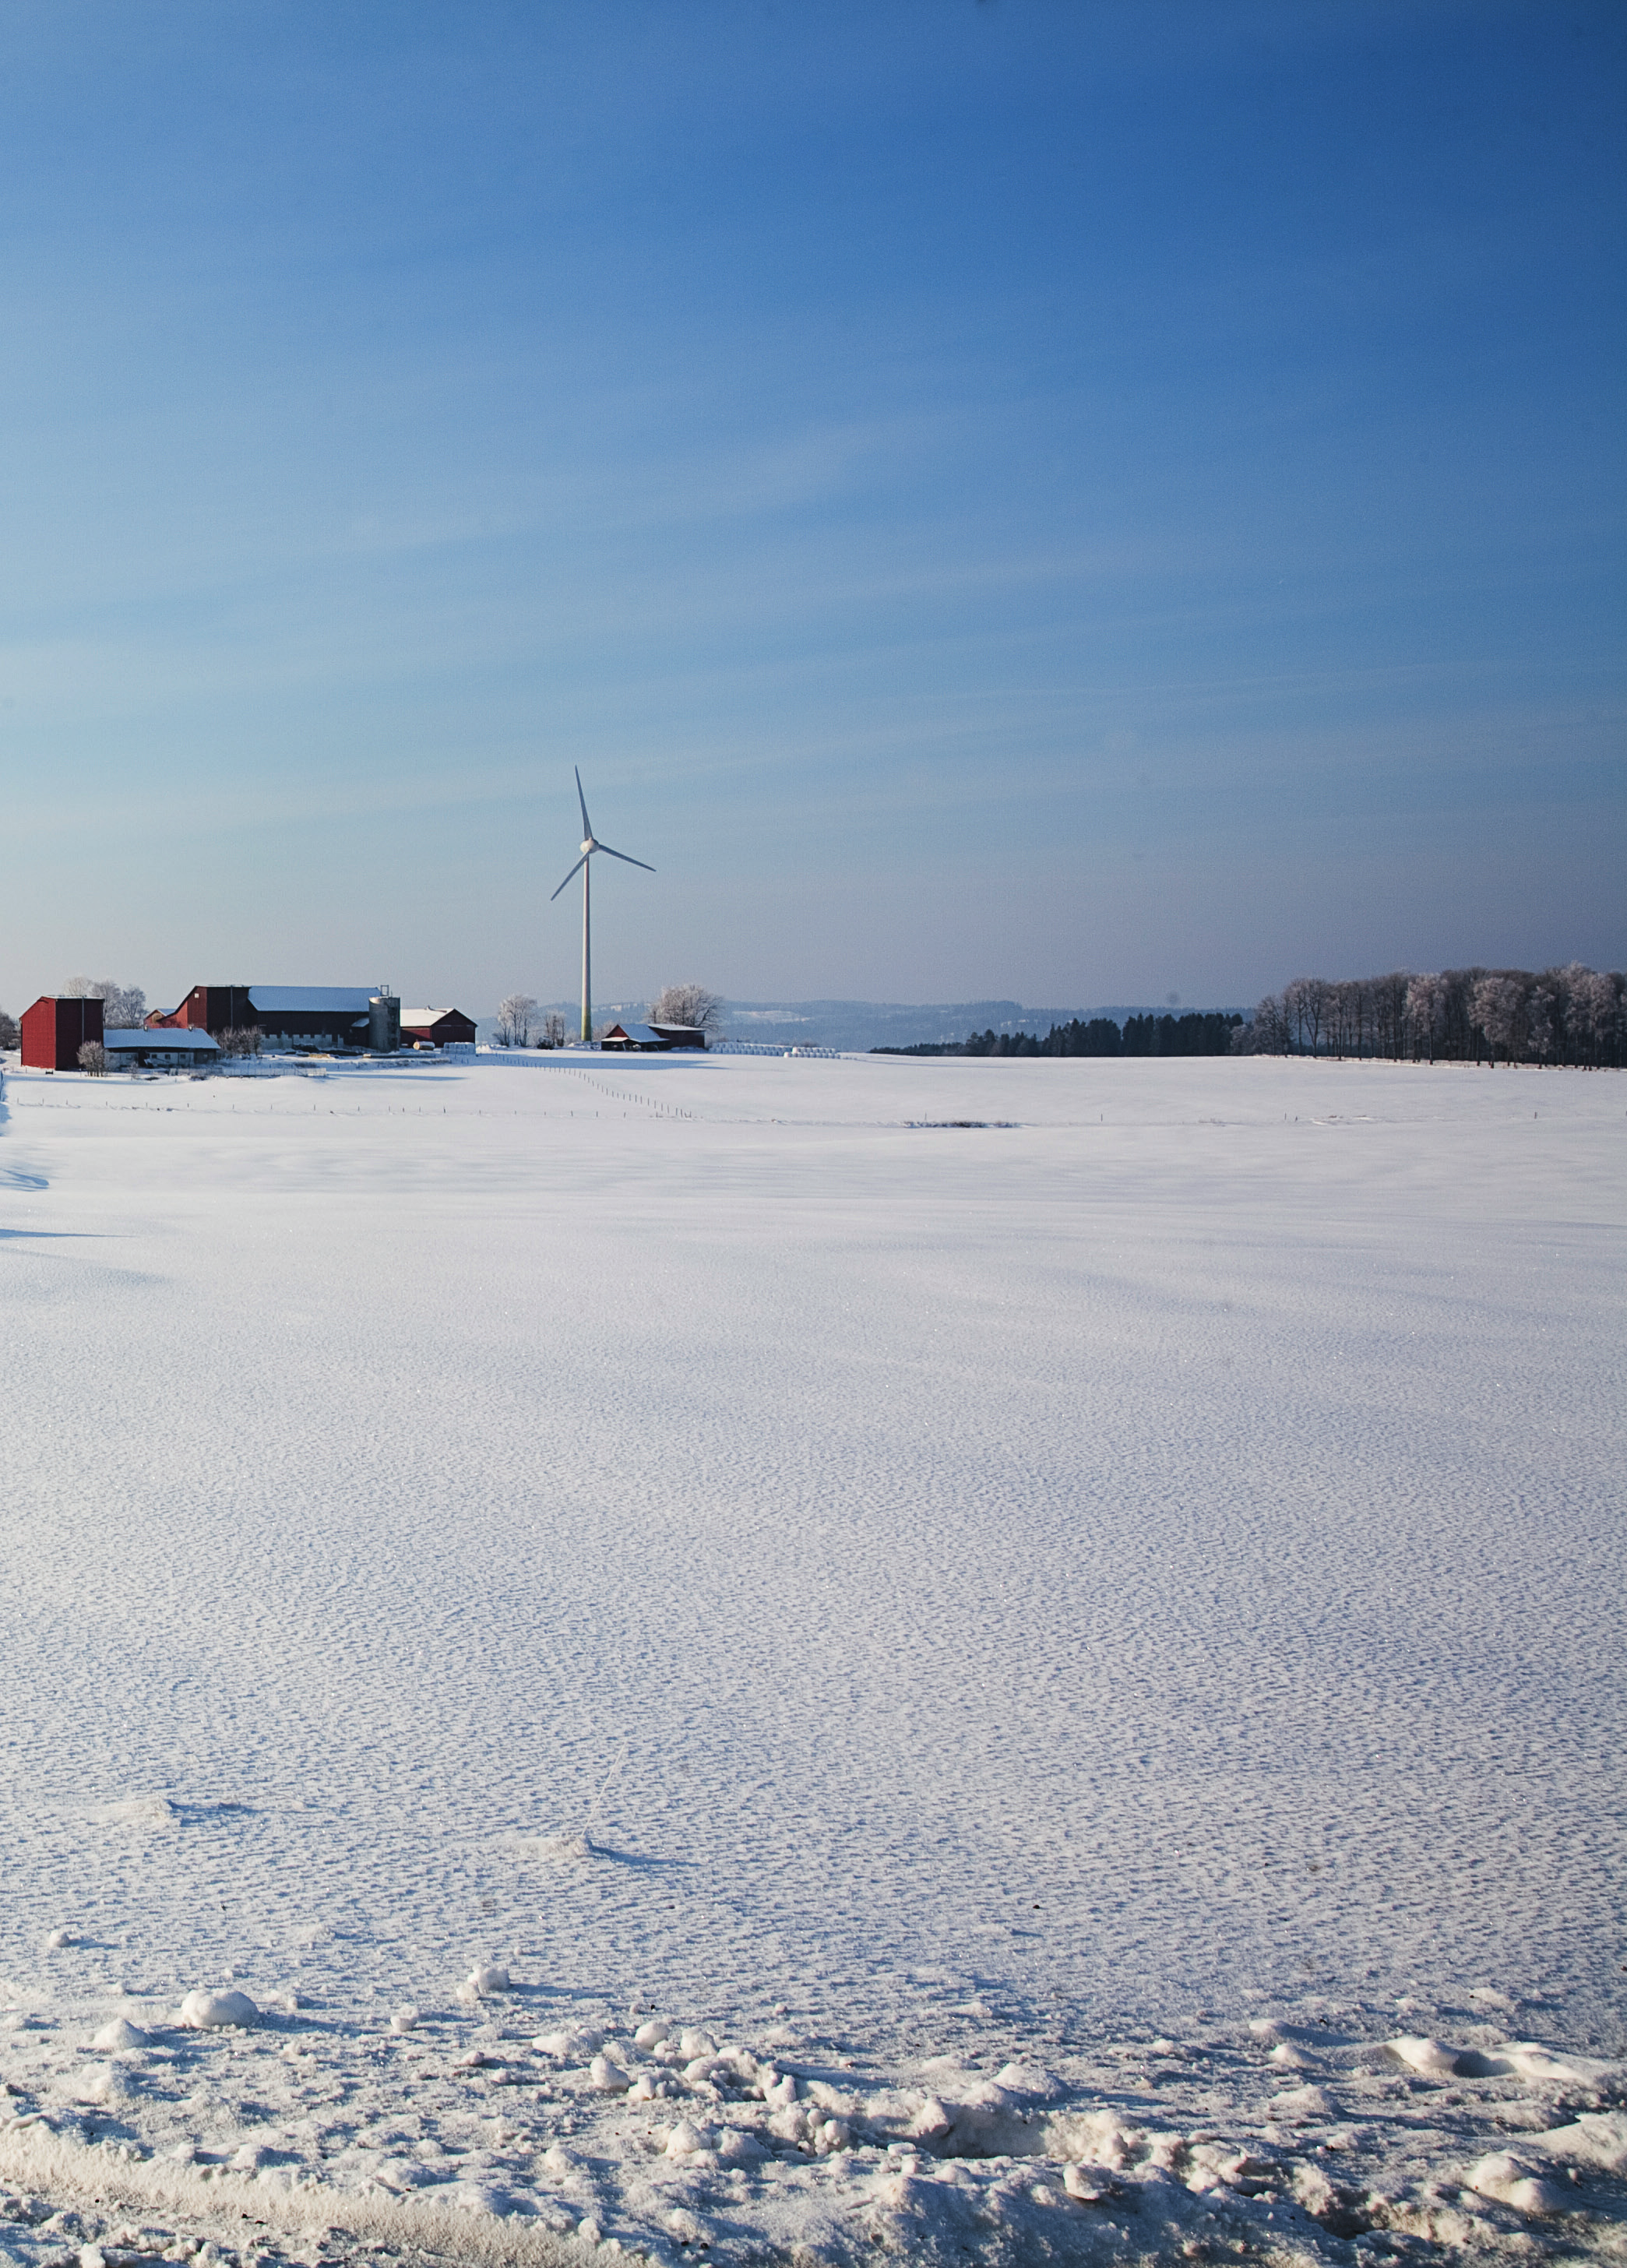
[550,768,655,1043]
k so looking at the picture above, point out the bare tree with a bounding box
[0,1009,19,1051]
[1371,971,1410,1060]
[1327,978,1366,1058]
[495,994,538,1048]
[650,983,724,1040]
[1282,976,1328,1055]
[541,1010,568,1048]
[1238,994,1292,1053]
[77,1041,110,1076]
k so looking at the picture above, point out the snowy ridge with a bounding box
[0,2122,580,2266]
[0,1984,1623,2266]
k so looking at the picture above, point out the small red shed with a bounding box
[21,995,104,1070]
[400,1007,477,1049]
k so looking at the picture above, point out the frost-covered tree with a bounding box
[1572,968,1621,1065]
[495,993,538,1048]
[1404,974,1448,1062]
[0,1008,19,1051]
[65,977,146,1028]
[77,1041,109,1076]
[1526,982,1558,1062]
[1236,963,1621,1066]
[1470,974,1525,1063]
[650,983,724,1038]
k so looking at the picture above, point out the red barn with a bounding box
[147,984,257,1034]
[400,1007,477,1050]
[21,995,104,1070]
[601,1020,706,1051]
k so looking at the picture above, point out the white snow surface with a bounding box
[1,1051,1622,2266]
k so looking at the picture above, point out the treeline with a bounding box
[1242,963,1626,1066]
[876,1011,1243,1058]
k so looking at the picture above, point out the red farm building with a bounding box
[21,995,104,1070]
[600,1020,706,1051]
[146,985,400,1054]
[400,1007,477,1050]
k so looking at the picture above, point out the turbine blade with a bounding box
[575,766,593,840]
[549,853,588,901]
[594,842,656,874]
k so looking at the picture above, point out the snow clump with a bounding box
[178,1988,259,2029]
[1270,2082,1337,2120]
[1534,2111,1627,2172]
[90,2016,149,2051]
[1467,2152,1562,2214]
[534,2023,603,2058]
[448,2180,505,2215]
[1389,2036,1462,2078]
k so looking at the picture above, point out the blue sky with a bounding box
[2,0,1622,1016]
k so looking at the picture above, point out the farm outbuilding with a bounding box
[103,1027,221,1071]
[600,1020,706,1052]
[400,1007,477,1050]
[150,985,400,1053]
[21,995,103,1070]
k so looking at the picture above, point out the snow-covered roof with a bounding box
[400,1007,466,1025]
[104,1027,220,1051]
[248,987,376,1012]
[604,1021,663,1044]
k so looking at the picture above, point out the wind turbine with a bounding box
[550,768,655,1043]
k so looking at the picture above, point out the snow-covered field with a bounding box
[1,1051,1622,2268]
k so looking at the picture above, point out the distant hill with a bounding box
[475,998,1241,1052]
[718,999,1151,1051]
